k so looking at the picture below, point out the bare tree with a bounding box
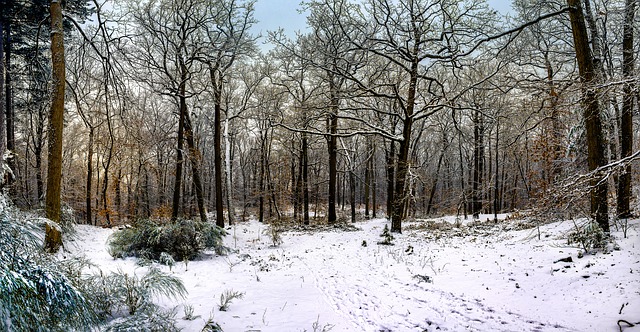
[129,0,209,222]
[617,0,635,219]
[201,0,256,227]
[566,0,609,233]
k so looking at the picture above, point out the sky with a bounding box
[252,0,514,40]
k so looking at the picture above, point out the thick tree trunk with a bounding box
[391,115,412,232]
[4,22,12,151]
[327,90,338,223]
[567,0,609,233]
[44,0,65,253]
[4,21,14,188]
[0,18,5,155]
[327,111,338,223]
[617,0,635,219]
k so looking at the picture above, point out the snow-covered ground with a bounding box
[68,215,640,331]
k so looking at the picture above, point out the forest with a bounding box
[0,0,639,331]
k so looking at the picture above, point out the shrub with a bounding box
[108,267,187,315]
[0,196,99,332]
[263,219,283,247]
[105,306,180,332]
[108,219,228,261]
[568,220,607,253]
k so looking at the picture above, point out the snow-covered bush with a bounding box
[108,267,187,315]
[264,219,284,247]
[105,305,180,332]
[568,220,607,253]
[0,196,98,331]
[108,218,228,261]
[61,257,186,328]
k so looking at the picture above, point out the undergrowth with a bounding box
[108,218,228,261]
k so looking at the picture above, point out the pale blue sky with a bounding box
[252,0,514,39]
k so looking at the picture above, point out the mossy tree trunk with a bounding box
[44,0,65,253]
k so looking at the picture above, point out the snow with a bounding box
[68,216,640,332]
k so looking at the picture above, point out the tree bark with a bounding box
[224,114,233,225]
[171,79,186,221]
[364,144,371,219]
[213,73,225,228]
[0,18,5,155]
[183,100,207,222]
[327,81,338,223]
[4,20,14,188]
[472,108,484,219]
[385,139,395,217]
[617,0,635,219]
[302,133,310,225]
[86,128,94,225]
[567,0,609,233]
[44,0,65,253]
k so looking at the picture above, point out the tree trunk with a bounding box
[617,0,635,219]
[4,22,12,150]
[44,0,65,253]
[183,101,207,222]
[171,79,186,221]
[364,146,371,218]
[385,139,395,218]
[494,118,499,221]
[426,150,445,215]
[224,114,233,225]
[472,108,484,218]
[372,144,377,218]
[4,20,14,188]
[302,133,309,225]
[327,86,338,223]
[0,18,5,155]
[349,169,355,223]
[86,128,93,225]
[259,127,267,223]
[213,80,224,228]
[567,0,609,233]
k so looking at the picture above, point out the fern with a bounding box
[218,289,245,311]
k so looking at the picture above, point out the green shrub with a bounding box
[568,220,607,253]
[105,306,180,332]
[108,219,228,261]
[0,197,99,332]
[107,267,187,315]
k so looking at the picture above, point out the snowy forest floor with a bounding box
[68,214,640,332]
